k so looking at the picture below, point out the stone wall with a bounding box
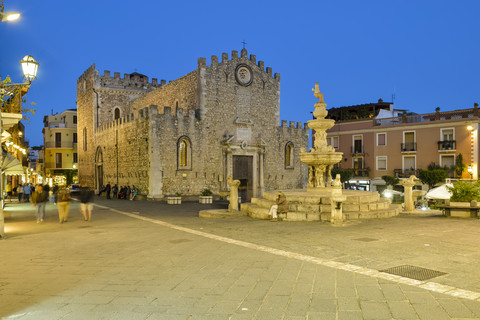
[77,49,309,197]
[76,64,97,188]
[131,71,199,117]
[94,113,150,192]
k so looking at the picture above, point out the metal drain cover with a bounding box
[379,265,447,281]
[354,237,378,242]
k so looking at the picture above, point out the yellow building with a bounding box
[42,109,78,186]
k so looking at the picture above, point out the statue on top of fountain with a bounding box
[300,83,344,191]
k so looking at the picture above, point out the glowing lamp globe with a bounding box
[20,55,39,82]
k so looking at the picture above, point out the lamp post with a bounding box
[0,0,20,22]
[0,55,39,239]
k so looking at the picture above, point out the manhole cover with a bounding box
[353,237,378,242]
[379,265,447,281]
[169,239,192,244]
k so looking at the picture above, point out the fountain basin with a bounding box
[299,152,343,166]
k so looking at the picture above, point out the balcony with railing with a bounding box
[44,142,76,149]
[438,140,456,151]
[351,145,364,155]
[352,168,369,177]
[394,169,421,178]
[401,142,417,152]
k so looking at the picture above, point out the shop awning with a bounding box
[2,151,24,175]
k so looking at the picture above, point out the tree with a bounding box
[447,181,480,202]
[331,169,354,183]
[455,153,466,178]
[382,175,399,187]
[419,169,448,190]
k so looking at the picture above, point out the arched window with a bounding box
[95,146,103,163]
[114,108,121,120]
[285,142,294,169]
[177,136,192,170]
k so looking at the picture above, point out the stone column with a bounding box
[252,152,258,198]
[259,150,264,196]
[400,175,417,212]
[227,176,241,212]
[225,148,232,184]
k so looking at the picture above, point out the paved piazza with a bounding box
[1,198,480,319]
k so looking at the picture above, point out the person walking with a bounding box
[43,183,50,203]
[268,191,288,222]
[31,185,47,223]
[79,186,94,221]
[52,184,59,204]
[23,183,31,202]
[6,182,12,202]
[56,186,71,224]
[17,184,23,202]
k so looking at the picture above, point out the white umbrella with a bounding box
[425,183,453,200]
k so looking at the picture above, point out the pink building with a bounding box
[326,104,479,191]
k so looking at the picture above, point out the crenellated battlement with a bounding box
[198,48,280,81]
[77,63,96,84]
[97,69,164,90]
[280,120,309,130]
[95,103,200,134]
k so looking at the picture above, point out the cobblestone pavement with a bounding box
[1,198,480,319]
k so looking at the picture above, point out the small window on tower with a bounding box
[285,142,294,169]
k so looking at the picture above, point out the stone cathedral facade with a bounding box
[76,49,308,200]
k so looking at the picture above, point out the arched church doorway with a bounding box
[95,146,103,191]
[233,155,253,202]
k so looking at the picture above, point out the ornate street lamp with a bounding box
[20,55,39,83]
[0,0,21,22]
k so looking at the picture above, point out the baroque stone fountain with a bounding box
[300,83,343,190]
[203,83,402,222]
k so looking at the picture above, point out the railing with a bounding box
[401,142,417,152]
[44,142,76,149]
[351,146,364,154]
[394,169,421,178]
[352,168,369,177]
[373,109,477,126]
[438,140,456,150]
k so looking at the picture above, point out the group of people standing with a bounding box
[15,183,95,224]
[6,182,34,203]
[100,184,138,200]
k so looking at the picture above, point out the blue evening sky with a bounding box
[1,0,479,147]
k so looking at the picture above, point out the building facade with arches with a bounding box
[76,49,308,200]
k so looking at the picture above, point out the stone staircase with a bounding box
[242,190,402,222]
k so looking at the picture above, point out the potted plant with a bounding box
[199,189,213,204]
[167,192,182,205]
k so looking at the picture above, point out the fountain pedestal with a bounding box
[300,83,343,190]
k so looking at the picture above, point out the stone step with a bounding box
[251,197,275,208]
[246,204,271,220]
[284,211,321,222]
